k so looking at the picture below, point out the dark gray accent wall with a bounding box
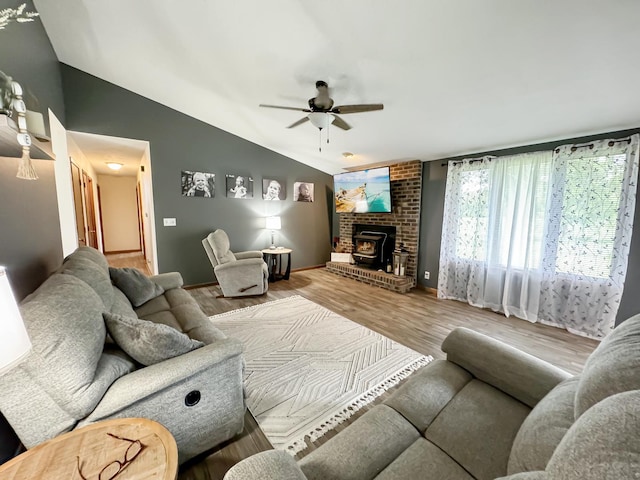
[60,65,334,285]
[0,0,65,464]
[417,127,640,327]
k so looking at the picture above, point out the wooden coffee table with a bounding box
[0,418,178,480]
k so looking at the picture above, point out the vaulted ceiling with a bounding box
[34,0,640,174]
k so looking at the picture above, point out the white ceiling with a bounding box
[34,0,640,175]
[68,131,147,176]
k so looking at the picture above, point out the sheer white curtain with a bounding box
[438,151,552,320]
[438,134,639,339]
[538,135,640,338]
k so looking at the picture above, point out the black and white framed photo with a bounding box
[181,170,215,198]
[262,178,285,200]
[294,182,314,202]
[226,174,254,199]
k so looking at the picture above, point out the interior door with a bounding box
[82,171,98,249]
[70,161,86,246]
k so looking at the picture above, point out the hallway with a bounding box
[105,251,150,275]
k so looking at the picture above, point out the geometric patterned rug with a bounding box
[209,295,433,455]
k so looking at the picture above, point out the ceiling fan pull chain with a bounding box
[319,129,322,152]
[327,125,330,144]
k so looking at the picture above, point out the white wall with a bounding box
[50,110,77,257]
[98,174,140,252]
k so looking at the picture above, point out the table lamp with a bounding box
[265,216,281,249]
[0,266,32,376]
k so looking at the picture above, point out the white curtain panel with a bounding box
[538,135,639,338]
[438,134,639,340]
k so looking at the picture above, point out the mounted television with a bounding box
[334,166,392,213]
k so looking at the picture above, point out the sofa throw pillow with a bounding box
[109,267,164,307]
[103,312,204,366]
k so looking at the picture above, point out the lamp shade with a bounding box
[265,216,281,230]
[308,112,334,130]
[0,266,32,376]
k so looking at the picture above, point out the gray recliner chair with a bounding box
[202,229,269,297]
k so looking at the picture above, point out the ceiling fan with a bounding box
[260,80,383,151]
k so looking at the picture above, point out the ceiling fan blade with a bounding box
[331,114,351,131]
[260,104,312,113]
[287,117,310,129]
[331,104,384,114]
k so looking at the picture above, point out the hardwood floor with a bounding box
[107,254,599,480]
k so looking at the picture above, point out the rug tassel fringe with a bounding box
[284,355,433,456]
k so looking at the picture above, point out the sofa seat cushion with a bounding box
[298,405,420,480]
[508,376,579,475]
[109,267,164,307]
[376,437,474,480]
[19,274,120,418]
[104,312,205,366]
[425,379,531,480]
[385,359,472,432]
[136,289,227,344]
[575,312,640,418]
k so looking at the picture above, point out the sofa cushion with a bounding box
[104,312,204,366]
[18,273,118,418]
[575,313,640,418]
[508,376,579,474]
[298,405,420,480]
[109,267,164,307]
[65,245,109,270]
[60,255,114,309]
[376,437,474,480]
[425,379,531,480]
[547,390,640,480]
[384,359,472,432]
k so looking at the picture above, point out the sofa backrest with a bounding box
[506,313,640,478]
[0,248,136,448]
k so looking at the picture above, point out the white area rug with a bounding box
[209,295,433,454]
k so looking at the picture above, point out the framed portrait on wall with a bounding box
[262,178,286,200]
[294,182,314,202]
[181,170,215,198]
[226,174,254,199]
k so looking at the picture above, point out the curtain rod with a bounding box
[557,138,632,154]
[441,158,489,167]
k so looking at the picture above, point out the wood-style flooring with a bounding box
[106,253,599,480]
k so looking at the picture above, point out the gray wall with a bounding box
[60,65,334,285]
[417,128,640,326]
[0,0,65,463]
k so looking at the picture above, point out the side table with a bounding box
[0,417,178,480]
[261,247,292,282]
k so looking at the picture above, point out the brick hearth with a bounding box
[325,262,414,293]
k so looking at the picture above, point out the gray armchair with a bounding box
[202,229,269,297]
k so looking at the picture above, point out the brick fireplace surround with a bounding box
[327,160,422,292]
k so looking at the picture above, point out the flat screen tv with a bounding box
[334,166,392,213]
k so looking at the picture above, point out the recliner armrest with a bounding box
[442,328,571,408]
[234,251,264,260]
[224,450,308,480]
[149,272,184,290]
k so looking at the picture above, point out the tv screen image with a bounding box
[334,166,392,213]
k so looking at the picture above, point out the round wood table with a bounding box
[0,418,178,480]
[261,247,292,281]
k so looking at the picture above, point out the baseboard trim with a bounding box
[104,249,142,255]
[415,284,438,295]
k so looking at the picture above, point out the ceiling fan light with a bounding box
[106,162,123,171]
[308,112,333,130]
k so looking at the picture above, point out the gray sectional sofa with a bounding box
[225,314,640,479]
[0,246,246,463]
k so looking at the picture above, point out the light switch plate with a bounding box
[163,218,176,227]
